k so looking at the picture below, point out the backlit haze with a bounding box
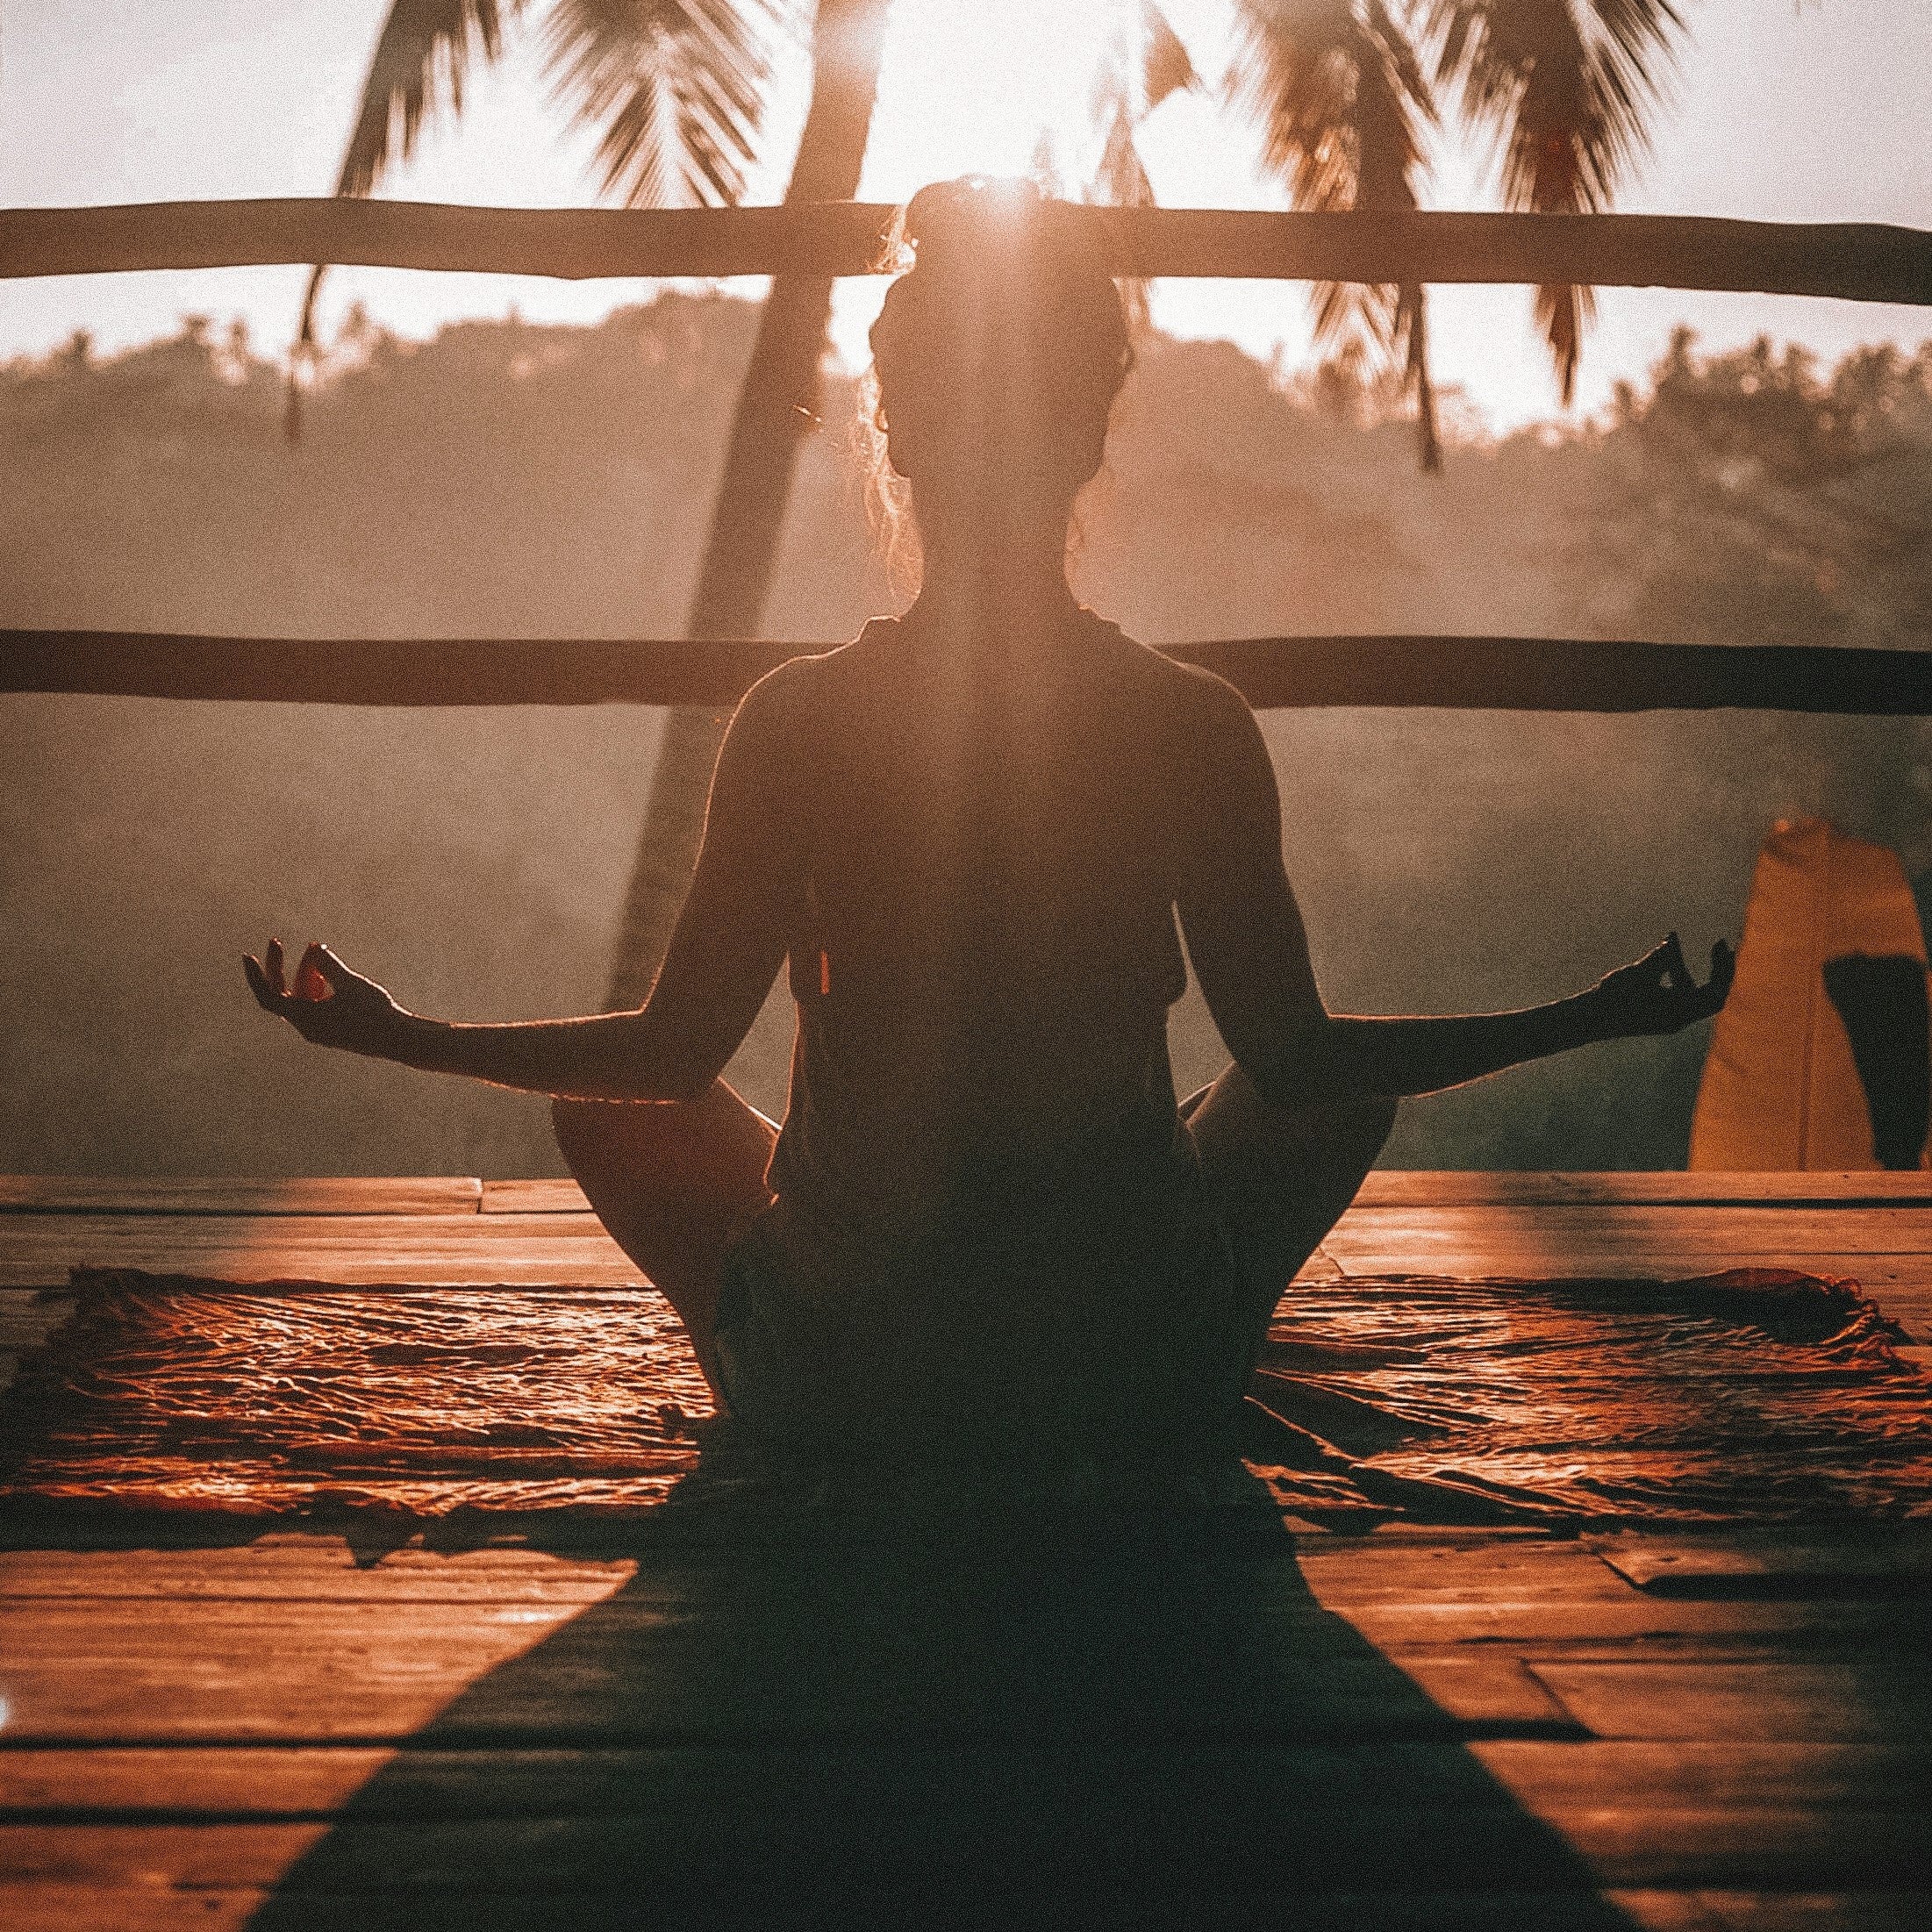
[2,0,1928,431]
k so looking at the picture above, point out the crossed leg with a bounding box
[1181,1063,1398,1367]
[550,1082,776,1402]
[554,1066,1395,1412]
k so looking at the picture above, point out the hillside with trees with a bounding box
[4,297,1928,1174]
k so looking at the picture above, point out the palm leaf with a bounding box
[336,0,528,199]
[1228,0,1442,467]
[291,0,526,427]
[1143,0,1199,109]
[542,0,779,209]
[1429,0,1685,401]
[1085,4,1200,328]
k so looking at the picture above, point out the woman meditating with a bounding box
[247,178,1731,1474]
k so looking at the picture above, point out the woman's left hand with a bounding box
[244,938,405,1057]
[1592,932,1736,1039]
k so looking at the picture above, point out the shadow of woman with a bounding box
[245,1502,1642,1929]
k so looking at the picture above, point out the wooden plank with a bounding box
[1357,1173,1932,1209]
[6,199,1929,303]
[0,1541,636,1604]
[19,1888,1906,1932]
[482,1180,591,1215]
[0,1177,482,1217]
[1297,1537,1680,1606]
[1528,1664,1932,1742]
[1334,1599,1927,1654]
[1592,1530,1932,1598]
[0,1229,1334,1291]
[10,628,1932,716]
[0,1259,644,1290]
[7,1741,1929,1821]
[0,195,898,283]
[0,1888,268,1932]
[4,1171,1923,1217]
[9,1887,1910,1932]
[0,1598,1580,1744]
[47,1533,1916,1653]
[1389,1657,1579,1734]
[0,1593,1571,1688]
[1325,1205,1932,1258]
[1618,1895,1932,1932]
[0,1211,643,1289]
[1472,1741,1932,1812]
[0,1666,1578,1746]
[0,1212,617,1254]
[0,1533,1603,1608]
[2,1805,1928,1892]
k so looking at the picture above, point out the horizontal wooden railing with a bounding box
[5,630,1928,714]
[4,200,1929,304]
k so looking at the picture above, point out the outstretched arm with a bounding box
[245,669,798,1103]
[1174,678,1733,1107]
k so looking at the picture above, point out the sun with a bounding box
[826,0,1200,369]
[860,0,1134,200]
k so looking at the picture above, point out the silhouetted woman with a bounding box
[249,179,1730,1473]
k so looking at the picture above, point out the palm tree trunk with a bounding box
[605,0,891,1006]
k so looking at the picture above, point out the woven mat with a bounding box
[3,1265,1928,1528]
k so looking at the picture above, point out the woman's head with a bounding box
[868,178,1133,550]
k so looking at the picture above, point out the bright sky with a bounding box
[1,0,1927,429]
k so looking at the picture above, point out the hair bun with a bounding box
[903,176,1049,273]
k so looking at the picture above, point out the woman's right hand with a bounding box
[244,938,406,1058]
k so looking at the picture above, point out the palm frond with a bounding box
[1086,4,1201,328]
[542,0,779,209]
[1087,1,1199,208]
[291,0,524,427]
[1228,0,1442,466]
[1093,105,1157,212]
[337,0,526,199]
[1428,0,1685,400]
[1142,1,1199,110]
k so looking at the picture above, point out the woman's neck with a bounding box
[909,526,1080,640]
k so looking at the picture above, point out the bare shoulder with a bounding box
[1088,615,1257,745]
[730,625,877,740]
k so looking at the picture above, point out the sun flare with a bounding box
[862,0,1147,199]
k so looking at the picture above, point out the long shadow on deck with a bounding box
[245,1505,1641,1930]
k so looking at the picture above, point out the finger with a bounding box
[242,954,278,1012]
[311,942,352,990]
[295,942,330,1002]
[264,937,288,998]
[1661,931,1691,993]
[1708,939,1737,1002]
[1634,936,1674,988]
[1686,941,1735,1020]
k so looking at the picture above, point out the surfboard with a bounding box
[1690,817,1931,1171]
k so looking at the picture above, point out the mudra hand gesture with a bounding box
[244,938,404,1057]
[1592,933,1735,1038]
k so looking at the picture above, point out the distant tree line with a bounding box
[1,294,1927,1175]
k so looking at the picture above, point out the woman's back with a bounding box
[765,605,1213,1234]
[717,605,1253,1463]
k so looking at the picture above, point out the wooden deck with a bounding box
[2,1172,1929,1928]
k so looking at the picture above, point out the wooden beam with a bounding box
[4,200,1928,304]
[4,629,1929,715]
